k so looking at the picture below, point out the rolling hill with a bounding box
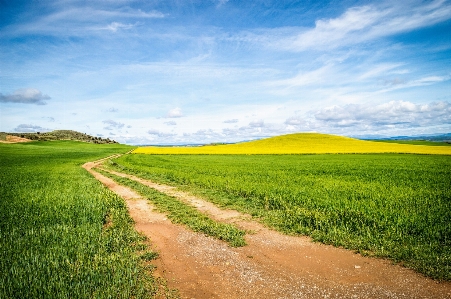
[2,130,117,144]
[133,133,451,155]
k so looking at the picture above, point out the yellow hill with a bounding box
[132,133,451,155]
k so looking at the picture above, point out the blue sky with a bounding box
[1,0,450,144]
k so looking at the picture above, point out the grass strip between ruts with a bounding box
[95,168,247,247]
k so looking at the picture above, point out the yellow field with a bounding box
[133,133,451,155]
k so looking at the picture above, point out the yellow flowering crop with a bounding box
[133,133,451,155]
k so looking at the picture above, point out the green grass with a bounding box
[0,141,171,298]
[96,168,246,247]
[108,153,451,280]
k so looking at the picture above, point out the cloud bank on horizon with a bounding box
[1,0,450,144]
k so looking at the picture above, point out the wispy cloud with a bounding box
[254,1,451,52]
[269,64,333,88]
[1,1,450,143]
[102,22,136,32]
[311,100,451,130]
[44,6,165,22]
[358,63,404,80]
[103,119,125,130]
[0,88,50,105]
[147,129,176,138]
[13,124,50,133]
[223,119,238,123]
[248,120,265,128]
[4,5,164,37]
[378,75,451,93]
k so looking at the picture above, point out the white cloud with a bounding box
[45,6,165,22]
[285,116,310,127]
[107,100,451,144]
[288,5,385,51]
[103,22,135,32]
[223,119,238,123]
[166,107,183,118]
[270,64,333,88]
[147,129,160,135]
[249,120,265,128]
[103,119,125,130]
[412,76,449,85]
[5,6,164,37]
[358,63,404,80]
[378,75,450,93]
[0,88,50,105]
[261,1,451,52]
[147,129,176,138]
[13,124,50,133]
[311,100,451,130]
[2,1,450,144]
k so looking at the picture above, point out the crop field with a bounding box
[133,133,451,155]
[107,152,451,280]
[0,141,168,298]
[2,133,450,299]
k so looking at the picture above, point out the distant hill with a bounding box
[3,130,117,144]
[384,133,451,142]
[133,133,451,155]
[358,133,451,143]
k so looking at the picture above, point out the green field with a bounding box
[107,153,451,280]
[2,134,450,298]
[0,141,171,298]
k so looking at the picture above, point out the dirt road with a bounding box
[83,156,451,299]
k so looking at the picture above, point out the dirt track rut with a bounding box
[83,155,451,299]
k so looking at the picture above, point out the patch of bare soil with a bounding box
[0,135,32,143]
[84,157,451,299]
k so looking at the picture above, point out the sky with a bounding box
[0,0,450,144]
